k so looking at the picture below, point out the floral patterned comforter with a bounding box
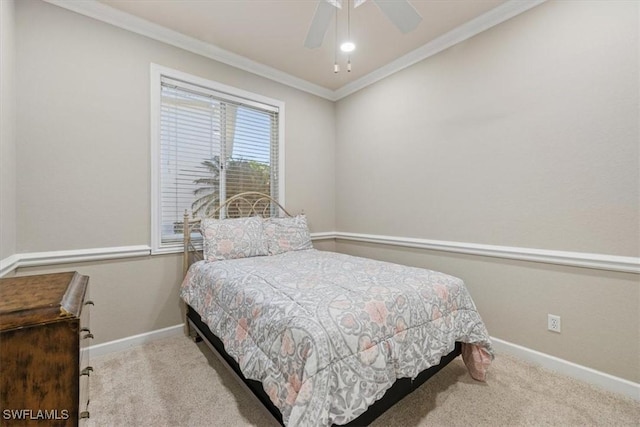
[180,249,493,426]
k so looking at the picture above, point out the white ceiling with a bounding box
[96,0,509,92]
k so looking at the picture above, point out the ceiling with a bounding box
[97,0,509,92]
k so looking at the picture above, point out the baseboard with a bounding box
[491,336,640,401]
[85,324,639,401]
[87,324,185,358]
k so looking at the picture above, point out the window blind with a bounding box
[159,76,279,247]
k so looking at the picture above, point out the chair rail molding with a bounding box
[2,233,638,277]
[0,234,331,277]
[333,232,640,274]
[0,246,152,277]
[0,254,21,277]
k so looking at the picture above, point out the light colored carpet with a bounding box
[86,335,639,427]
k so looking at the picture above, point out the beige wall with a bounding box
[13,0,335,343]
[6,0,639,385]
[335,1,639,382]
[335,241,639,382]
[18,255,184,344]
[16,0,335,253]
[0,0,16,261]
[336,0,638,256]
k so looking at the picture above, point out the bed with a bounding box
[180,192,493,426]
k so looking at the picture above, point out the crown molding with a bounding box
[41,0,335,100]
[42,0,547,102]
[334,0,547,99]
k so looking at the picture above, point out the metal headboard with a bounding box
[182,192,292,275]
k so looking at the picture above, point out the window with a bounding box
[151,65,284,254]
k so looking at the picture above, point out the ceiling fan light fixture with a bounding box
[340,41,356,52]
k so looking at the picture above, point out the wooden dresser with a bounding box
[0,272,93,426]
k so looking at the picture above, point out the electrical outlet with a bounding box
[548,314,561,333]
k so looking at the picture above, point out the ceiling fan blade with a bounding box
[304,0,339,49]
[372,0,422,34]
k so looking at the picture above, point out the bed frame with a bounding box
[182,192,462,426]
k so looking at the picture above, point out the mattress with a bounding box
[180,249,493,426]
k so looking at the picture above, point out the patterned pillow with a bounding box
[264,215,313,255]
[201,216,267,262]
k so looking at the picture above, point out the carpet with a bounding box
[86,335,639,426]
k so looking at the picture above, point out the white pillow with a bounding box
[201,216,267,262]
[263,215,313,255]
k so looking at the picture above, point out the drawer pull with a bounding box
[80,327,91,333]
[84,300,94,306]
[82,333,94,340]
[80,411,90,419]
[80,366,93,376]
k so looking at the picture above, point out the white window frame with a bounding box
[150,64,285,254]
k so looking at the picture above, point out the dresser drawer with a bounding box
[79,285,93,420]
[1,272,89,426]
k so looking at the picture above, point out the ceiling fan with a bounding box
[304,0,422,49]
